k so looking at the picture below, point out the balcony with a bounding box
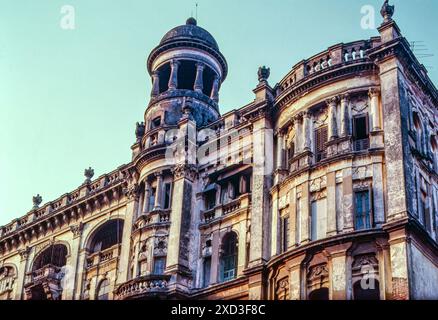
[134,209,171,230]
[354,138,370,152]
[24,264,64,300]
[114,275,171,300]
[86,245,120,269]
[201,193,251,224]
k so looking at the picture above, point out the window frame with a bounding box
[353,187,374,231]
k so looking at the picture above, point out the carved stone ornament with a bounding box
[258,66,270,82]
[380,0,395,23]
[70,222,84,238]
[307,264,329,283]
[153,236,168,256]
[32,194,43,209]
[84,167,95,183]
[172,164,198,181]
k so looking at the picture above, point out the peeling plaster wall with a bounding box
[409,243,438,300]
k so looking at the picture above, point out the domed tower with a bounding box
[145,18,227,129]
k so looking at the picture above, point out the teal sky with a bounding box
[0,0,437,226]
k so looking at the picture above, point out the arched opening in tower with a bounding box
[177,60,196,91]
[203,66,215,97]
[158,63,171,93]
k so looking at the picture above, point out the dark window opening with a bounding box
[353,115,370,151]
[90,219,124,253]
[203,257,211,287]
[177,60,196,90]
[153,257,166,275]
[163,183,172,209]
[308,288,329,300]
[354,190,372,230]
[281,216,290,253]
[220,232,238,282]
[96,279,110,300]
[353,280,380,300]
[151,117,161,129]
[205,191,216,210]
[33,244,68,271]
[148,188,156,212]
[202,67,215,97]
[315,126,328,162]
[158,63,171,93]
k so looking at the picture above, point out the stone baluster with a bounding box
[327,97,339,140]
[194,63,205,93]
[210,75,220,102]
[369,88,381,131]
[151,71,160,98]
[168,60,180,90]
[340,94,350,137]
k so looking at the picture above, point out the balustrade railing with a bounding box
[115,275,171,300]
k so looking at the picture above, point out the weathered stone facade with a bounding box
[1,2,437,300]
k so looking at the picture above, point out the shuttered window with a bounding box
[315,126,328,162]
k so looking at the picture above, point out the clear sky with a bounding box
[0,0,437,226]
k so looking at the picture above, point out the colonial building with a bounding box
[1,1,437,300]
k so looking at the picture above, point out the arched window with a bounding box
[353,280,380,300]
[33,244,68,271]
[0,266,15,297]
[308,288,329,300]
[413,112,424,153]
[220,232,238,282]
[96,279,110,300]
[431,135,438,172]
[90,219,124,253]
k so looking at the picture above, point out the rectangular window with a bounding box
[153,257,166,275]
[311,199,327,241]
[420,191,431,233]
[296,198,302,245]
[353,115,370,151]
[281,216,290,253]
[205,191,216,210]
[148,188,156,212]
[203,257,211,287]
[315,126,328,162]
[354,190,372,230]
[163,183,172,209]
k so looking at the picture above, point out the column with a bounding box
[117,187,140,285]
[302,112,311,151]
[342,167,354,232]
[210,75,220,102]
[327,97,338,140]
[153,172,163,210]
[14,248,30,300]
[294,114,302,153]
[289,187,297,246]
[143,181,151,213]
[340,94,350,137]
[369,88,381,131]
[326,243,351,300]
[63,224,83,300]
[372,156,385,226]
[209,230,221,284]
[388,230,410,300]
[168,60,180,90]
[276,131,284,169]
[210,76,220,103]
[151,71,160,97]
[194,63,205,93]
[300,181,310,244]
[326,171,337,236]
[288,254,306,300]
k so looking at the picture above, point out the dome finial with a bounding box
[380,0,395,23]
[186,17,197,26]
